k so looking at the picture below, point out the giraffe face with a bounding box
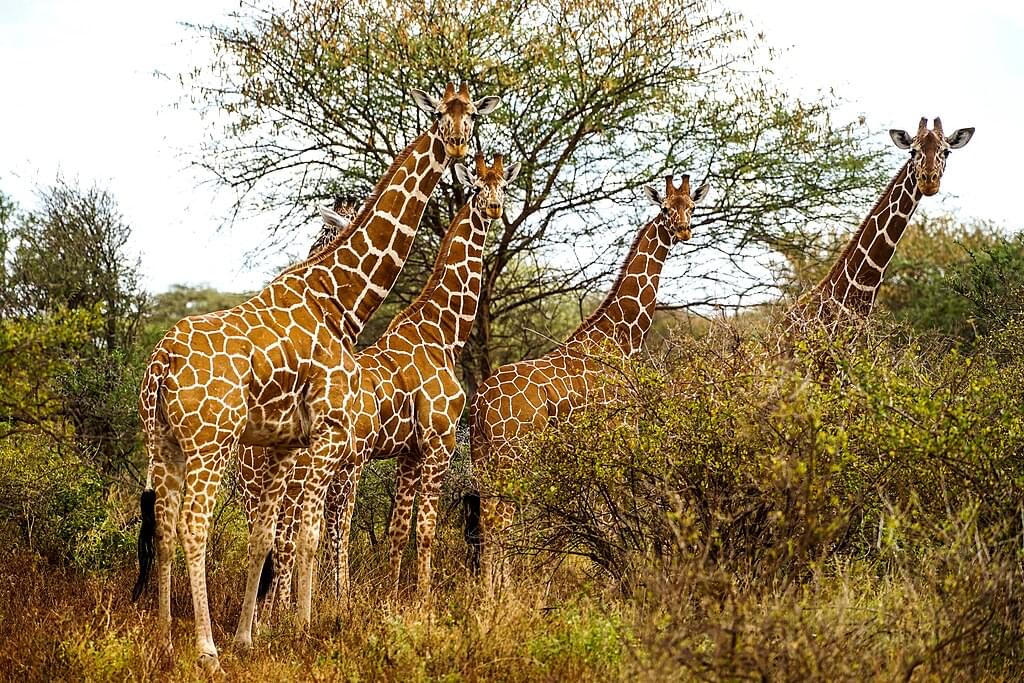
[454,153,520,220]
[889,118,974,197]
[644,174,711,242]
[411,82,501,159]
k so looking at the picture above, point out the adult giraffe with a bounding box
[787,117,974,330]
[467,174,710,590]
[240,153,520,607]
[132,82,499,673]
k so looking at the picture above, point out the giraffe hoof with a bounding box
[197,652,225,677]
[232,635,253,654]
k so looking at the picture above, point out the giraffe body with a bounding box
[134,83,500,673]
[238,155,519,607]
[469,175,709,590]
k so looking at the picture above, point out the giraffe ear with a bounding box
[644,185,663,206]
[473,96,501,116]
[946,127,975,149]
[411,88,441,115]
[319,203,349,229]
[503,162,521,185]
[454,163,475,189]
[691,182,711,205]
[889,129,913,150]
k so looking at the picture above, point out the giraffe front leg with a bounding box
[414,430,456,598]
[387,454,420,598]
[325,463,362,608]
[233,446,298,651]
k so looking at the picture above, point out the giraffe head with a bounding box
[889,118,974,196]
[318,195,362,230]
[454,153,521,220]
[643,174,710,241]
[410,82,501,159]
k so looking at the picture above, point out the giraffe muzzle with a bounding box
[675,229,692,241]
[446,140,470,158]
[484,205,503,219]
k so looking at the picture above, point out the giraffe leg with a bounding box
[325,463,362,608]
[149,436,185,660]
[479,496,500,595]
[293,438,350,629]
[177,445,231,674]
[414,430,456,597]
[479,496,515,595]
[387,454,420,598]
[233,446,298,650]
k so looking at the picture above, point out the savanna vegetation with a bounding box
[1,0,1021,681]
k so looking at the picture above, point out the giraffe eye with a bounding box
[943,149,951,158]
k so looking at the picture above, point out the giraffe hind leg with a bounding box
[177,443,232,673]
[145,434,186,660]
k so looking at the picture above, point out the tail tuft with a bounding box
[257,551,275,601]
[131,489,157,602]
[463,492,482,574]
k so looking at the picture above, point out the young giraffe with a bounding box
[240,154,520,607]
[132,82,500,673]
[467,174,710,590]
[787,117,974,331]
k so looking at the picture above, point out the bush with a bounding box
[503,321,1024,630]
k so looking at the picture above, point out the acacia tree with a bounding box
[189,0,887,389]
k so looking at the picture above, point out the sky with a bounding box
[1,0,1022,296]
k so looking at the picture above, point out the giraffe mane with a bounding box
[276,128,434,279]
[808,159,911,296]
[382,202,475,334]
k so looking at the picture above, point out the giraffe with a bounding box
[787,117,974,331]
[131,82,500,674]
[466,174,710,590]
[239,153,520,608]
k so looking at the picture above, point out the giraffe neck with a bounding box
[807,161,921,318]
[282,129,448,342]
[568,214,673,355]
[382,202,489,353]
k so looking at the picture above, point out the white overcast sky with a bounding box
[1,0,1021,295]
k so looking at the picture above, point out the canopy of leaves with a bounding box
[189,0,888,385]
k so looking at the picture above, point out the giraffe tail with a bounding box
[463,492,482,574]
[258,551,275,601]
[131,489,157,601]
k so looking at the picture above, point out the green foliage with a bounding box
[0,307,101,438]
[504,322,1024,588]
[0,180,148,479]
[947,232,1024,337]
[0,437,133,569]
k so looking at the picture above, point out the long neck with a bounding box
[799,161,921,321]
[283,129,447,342]
[568,213,674,355]
[383,202,488,353]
